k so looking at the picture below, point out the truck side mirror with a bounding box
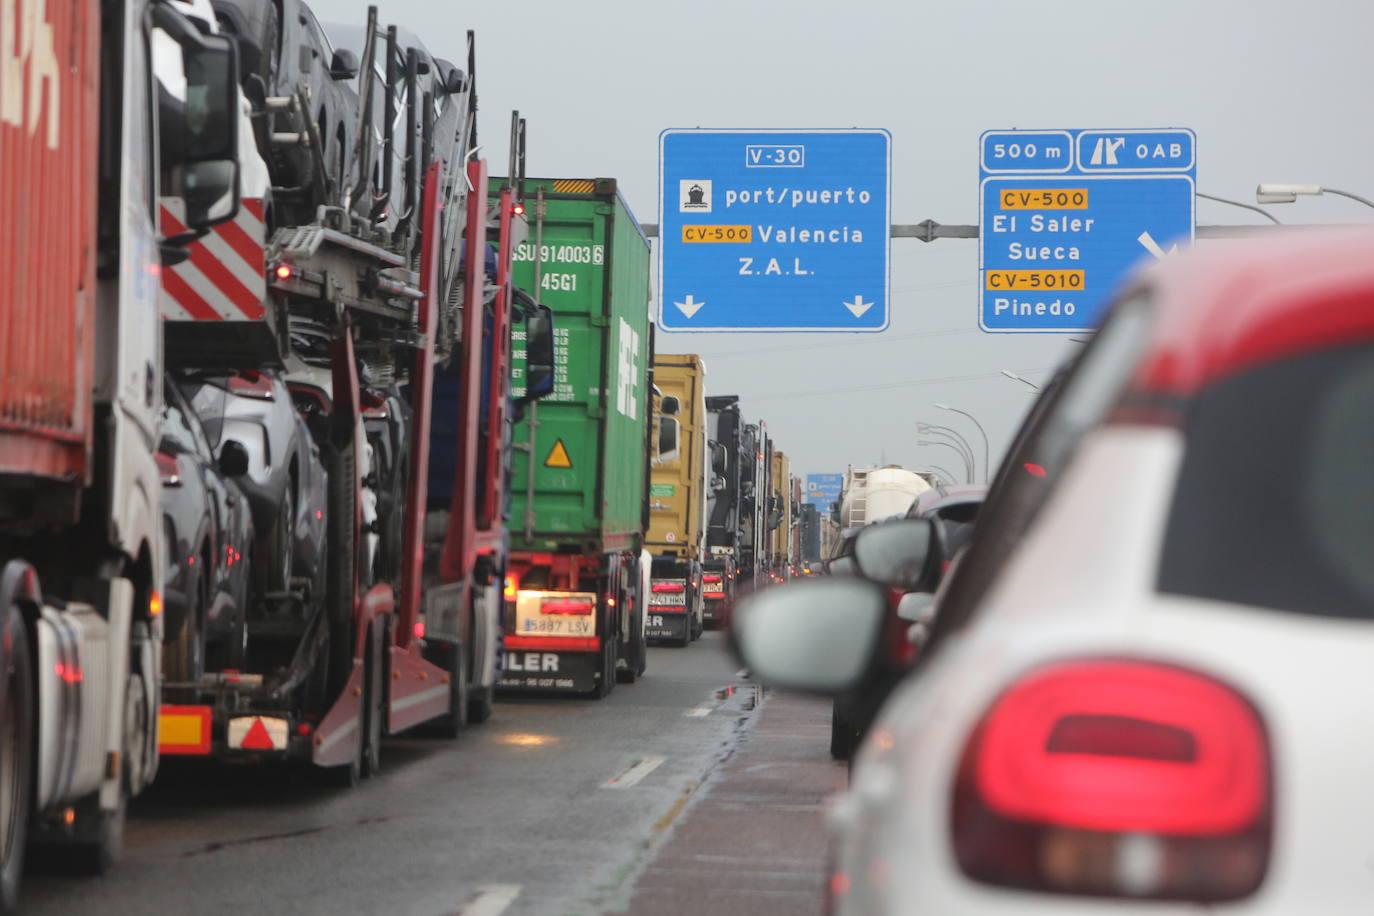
[519,303,556,403]
[151,11,241,233]
[657,417,681,463]
[660,396,680,416]
[711,442,728,475]
[442,65,467,94]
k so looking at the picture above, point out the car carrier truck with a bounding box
[645,354,707,646]
[0,0,242,905]
[154,10,541,778]
[502,177,653,695]
[701,395,744,627]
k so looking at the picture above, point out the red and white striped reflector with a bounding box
[228,716,288,751]
[158,197,267,321]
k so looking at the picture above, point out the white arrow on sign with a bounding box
[842,295,874,318]
[674,294,705,319]
[1137,231,1180,260]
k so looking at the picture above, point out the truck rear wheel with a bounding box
[0,611,34,914]
[428,641,468,739]
[361,622,384,779]
[323,438,359,697]
[67,662,146,875]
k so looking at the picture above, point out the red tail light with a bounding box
[951,660,1270,901]
[703,575,722,584]
[651,582,685,593]
[156,452,182,487]
[541,599,593,615]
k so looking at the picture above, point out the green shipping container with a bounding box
[503,177,653,555]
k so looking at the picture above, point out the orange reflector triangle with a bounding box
[241,717,275,750]
[544,438,573,468]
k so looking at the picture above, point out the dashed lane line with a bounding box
[603,755,667,789]
[456,884,521,916]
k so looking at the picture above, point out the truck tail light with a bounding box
[651,583,685,594]
[951,660,1271,902]
[504,575,518,601]
[156,452,182,487]
[541,599,593,615]
[703,575,722,584]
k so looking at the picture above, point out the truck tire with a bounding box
[428,642,468,739]
[595,633,618,699]
[830,700,855,761]
[323,438,359,697]
[162,566,206,685]
[361,622,384,779]
[0,611,34,914]
[467,685,494,724]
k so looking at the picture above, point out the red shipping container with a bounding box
[0,0,100,483]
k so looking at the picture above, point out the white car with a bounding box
[735,228,1374,914]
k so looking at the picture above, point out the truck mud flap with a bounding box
[496,649,598,693]
[645,611,689,643]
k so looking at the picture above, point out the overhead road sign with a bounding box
[805,473,843,507]
[659,129,891,332]
[979,128,1195,333]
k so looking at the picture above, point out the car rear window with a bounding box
[1158,343,1374,619]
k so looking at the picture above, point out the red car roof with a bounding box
[1128,228,1374,396]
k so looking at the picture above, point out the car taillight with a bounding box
[651,583,685,593]
[228,370,275,400]
[951,660,1270,902]
[156,452,182,487]
[541,599,593,615]
[703,575,722,584]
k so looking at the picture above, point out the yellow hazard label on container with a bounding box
[544,439,573,468]
[552,179,597,194]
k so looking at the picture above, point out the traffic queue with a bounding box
[734,228,1374,915]
[0,0,800,909]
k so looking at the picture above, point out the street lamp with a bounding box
[916,440,971,483]
[1196,190,1281,225]
[925,464,958,487]
[999,369,1040,392]
[1256,183,1374,212]
[915,422,976,471]
[935,403,990,485]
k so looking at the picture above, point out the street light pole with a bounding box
[1256,183,1374,212]
[916,440,972,483]
[924,464,958,486]
[916,423,976,472]
[935,403,990,485]
[999,369,1040,392]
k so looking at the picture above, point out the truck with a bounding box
[767,450,794,580]
[835,465,932,529]
[736,420,771,593]
[502,177,653,695]
[0,0,243,904]
[154,8,539,778]
[702,396,745,626]
[645,354,707,646]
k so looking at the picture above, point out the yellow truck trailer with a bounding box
[647,354,708,645]
[769,450,794,580]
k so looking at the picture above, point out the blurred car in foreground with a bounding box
[735,229,1374,914]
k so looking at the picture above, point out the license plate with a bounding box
[519,615,594,636]
[650,592,686,606]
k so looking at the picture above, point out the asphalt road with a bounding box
[20,633,767,916]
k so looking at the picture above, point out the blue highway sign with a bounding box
[659,129,891,332]
[979,128,1195,333]
[805,473,844,507]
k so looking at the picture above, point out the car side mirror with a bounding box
[853,517,941,591]
[895,591,936,625]
[329,48,359,80]
[219,439,250,477]
[731,578,889,694]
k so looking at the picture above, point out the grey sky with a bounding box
[314,0,1374,483]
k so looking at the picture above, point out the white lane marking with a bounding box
[603,755,666,789]
[457,884,521,916]
[685,703,715,717]
[735,668,751,679]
